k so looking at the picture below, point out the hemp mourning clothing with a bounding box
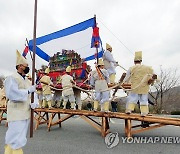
[4,72,31,150]
[90,68,110,111]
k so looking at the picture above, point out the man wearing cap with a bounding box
[4,50,37,154]
[103,43,118,84]
[124,51,154,116]
[90,59,110,112]
[39,68,53,109]
[61,66,76,110]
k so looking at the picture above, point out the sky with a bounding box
[0,0,180,79]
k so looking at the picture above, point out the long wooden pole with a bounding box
[96,47,98,64]
[30,0,38,138]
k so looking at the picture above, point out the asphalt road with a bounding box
[0,117,180,154]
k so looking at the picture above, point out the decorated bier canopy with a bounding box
[28,17,104,89]
[48,49,91,86]
[28,17,104,63]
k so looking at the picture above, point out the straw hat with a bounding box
[134,51,142,61]
[106,43,112,50]
[45,68,50,74]
[16,50,28,65]
[66,66,71,72]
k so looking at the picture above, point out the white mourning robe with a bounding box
[4,73,31,150]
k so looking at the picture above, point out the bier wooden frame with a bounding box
[33,108,180,138]
[1,107,180,138]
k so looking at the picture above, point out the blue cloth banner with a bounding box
[28,17,103,62]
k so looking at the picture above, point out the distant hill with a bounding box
[161,86,180,112]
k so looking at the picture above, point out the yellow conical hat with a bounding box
[134,51,142,61]
[66,66,71,72]
[106,43,112,50]
[45,68,50,74]
[97,59,104,66]
[16,50,28,65]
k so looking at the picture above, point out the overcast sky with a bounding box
[0,0,180,78]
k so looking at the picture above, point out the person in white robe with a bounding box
[39,68,53,109]
[103,43,118,84]
[61,66,76,110]
[124,51,154,116]
[4,50,38,154]
[90,59,110,112]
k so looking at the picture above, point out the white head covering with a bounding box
[16,50,28,65]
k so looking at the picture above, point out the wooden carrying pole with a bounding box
[95,65,105,80]
[30,0,38,138]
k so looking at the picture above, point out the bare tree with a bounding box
[150,66,180,113]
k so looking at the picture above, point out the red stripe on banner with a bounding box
[91,26,100,48]
[22,46,29,57]
[92,27,99,37]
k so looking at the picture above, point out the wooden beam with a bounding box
[34,108,180,126]
[80,115,102,133]
[48,113,54,131]
[101,117,110,137]
[50,114,73,126]
[34,111,49,130]
[2,107,180,139]
[86,116,102,127]
[132,123,166,135]
[125,119,132,138]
